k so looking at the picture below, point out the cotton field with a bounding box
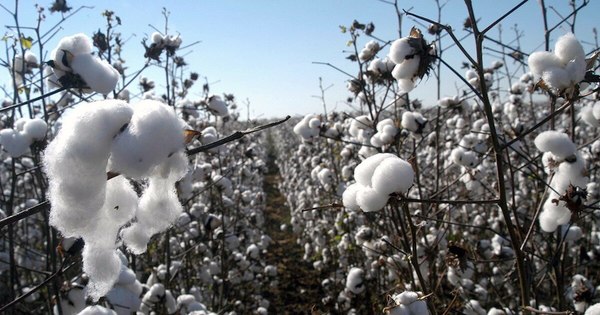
[1,1,600,314]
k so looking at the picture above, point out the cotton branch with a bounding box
[186,115,291,156]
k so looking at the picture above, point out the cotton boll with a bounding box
[356,186,389,212]
[554,33,585,65]
[389,38,414,64]
[52,33,93,71]
[83,246,122,301]
[70,54,120,94]
[207,96,229,117]
[451,148,478,168]
[0,129,30,157]
[110,100,185,179]
[354,153,396,186]
[371,157,414,195]
[401,111,427,133]
[346,267,365,294]
[534,130,576,159]
[23,118,47,141]
[151,32,164,45]
[561,225,582,241]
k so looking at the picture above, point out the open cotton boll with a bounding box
[451,148,478,168]
[110,100,185,179]
[346,267,365,294]
[401,111,427,133]
[554,33,585,65]
[52,33,93,70]
[70,54,120,94]
[207,96,229,117]
[0,129,30,157]
[354,153,396,186]
[371,156,414,195]
[534,131,576,159]
[83,246,122,301]
[389,38,414,64]
[151,32,164,45]
[23,118,47,141]
[356,186,389,212]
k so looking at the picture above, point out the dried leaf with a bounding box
[184,129,201,144]
[586,51,600,71]
[20,36,33,49]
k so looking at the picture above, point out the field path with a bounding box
[262,154,323,314]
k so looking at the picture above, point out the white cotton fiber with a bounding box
[528,52,563,77]
[77,305,117,315]
[110,100,185,179]
[23,118,47,140]
[356,186,389,212]
[397,78,416,93]
[389,38,414,64]
[554,33,585,65]
[45,100,133,238]
[70,54,119,95]
[534,131,576,159]
[371,157,414,195]
[541,67,571,90]
[121,153,187,254]
[392,57,420,80]
[342,183,362,211]
[354,153,396,186]
[83,246,122,301]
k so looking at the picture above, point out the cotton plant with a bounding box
[44,99,188,300]
[46,33,120,94]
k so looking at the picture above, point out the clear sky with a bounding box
[3,0,600,119]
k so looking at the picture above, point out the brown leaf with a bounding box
[184,129,201,144]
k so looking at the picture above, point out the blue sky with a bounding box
[3,0,600,119]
